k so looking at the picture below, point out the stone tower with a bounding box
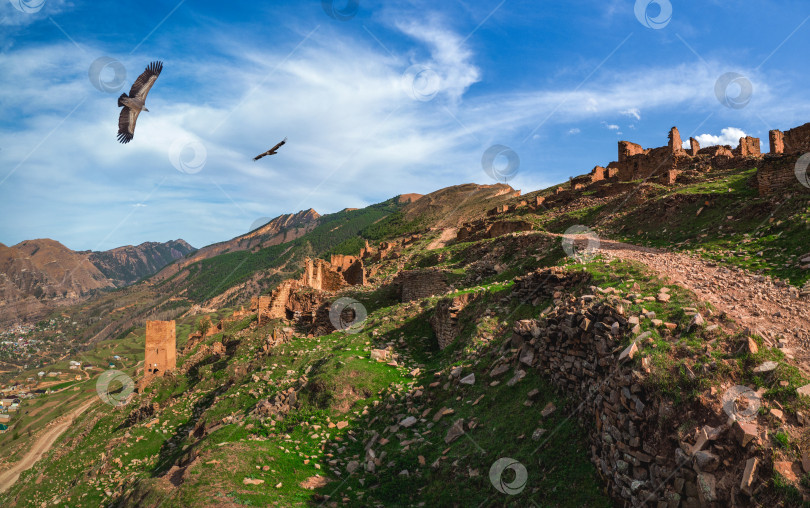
[144,320,176,378]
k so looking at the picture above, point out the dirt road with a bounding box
[0,397,98,493]
[592,237,810,367]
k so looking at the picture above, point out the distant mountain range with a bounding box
[0,238,195,326]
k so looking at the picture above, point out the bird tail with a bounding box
[117,93,128,107]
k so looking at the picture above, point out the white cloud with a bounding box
[0,19,799,250]
[604,123,620,130]
[620,108,641,120]
[684,127,748,148]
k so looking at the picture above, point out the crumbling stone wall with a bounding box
[770,122,810,154]
[302,258,346,292]
[770,130,785,154]
[736,136,761,157]
[430,293,476,349]
[688,137,700,156]
[142,320,176,388]
[504,269,758,506]
[330,254,366,286]
[756,153,806,195]
[393,269,450,302]
[457,219,534,242]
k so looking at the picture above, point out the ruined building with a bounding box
[141,320,176,389]
[560,122,810,195]
[257,256,367,326]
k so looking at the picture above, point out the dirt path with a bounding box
[0,397,97,493]
[592,237,810,367]
[427,228,458,250]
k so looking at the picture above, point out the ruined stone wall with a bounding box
[342,259,366,286]
[393,269,450,302]
[302,258,346,292]
[330,254,360,272]
[688,137,700,156]
[144,320,176,377]
[505,269,752,506]
[258,283,294,325]
[430,293,476,349]
[770,123,810,154]
[618,141,644,162]
[756,154,807,195]
[330,254,366,286]
[770,130,785,154]
[736,136,761,157]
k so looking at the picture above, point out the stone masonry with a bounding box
[393,269,450,302]
[430,293,476,349]
[505,268,763,506]
[141,320,176,388]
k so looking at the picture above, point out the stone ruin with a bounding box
[392,269,450,302]
[456,218,534,243]
[140,320,176,389]
[536,122,810,198]
[500,267,776,506]
[256,256,367,327]
[430,292,477,349]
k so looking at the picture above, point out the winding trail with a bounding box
[0,397,97,493]
[591,237,810,368]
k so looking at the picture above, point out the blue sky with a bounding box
[1,0,809,251]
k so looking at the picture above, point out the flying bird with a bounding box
[117,61,163,144]
[253,138,287,161]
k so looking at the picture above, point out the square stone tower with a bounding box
[144,320,176,377]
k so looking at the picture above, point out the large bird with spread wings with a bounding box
[253,138,287,161]
[117,61,163,144]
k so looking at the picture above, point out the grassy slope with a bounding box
[3,173,810,506]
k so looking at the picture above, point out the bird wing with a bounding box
[129,61,163,102]
[269,137,287,153]
[117,107,141,144]
[252,138,287,161]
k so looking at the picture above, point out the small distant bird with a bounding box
[253,138,287,161]
[117,61,163,144]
